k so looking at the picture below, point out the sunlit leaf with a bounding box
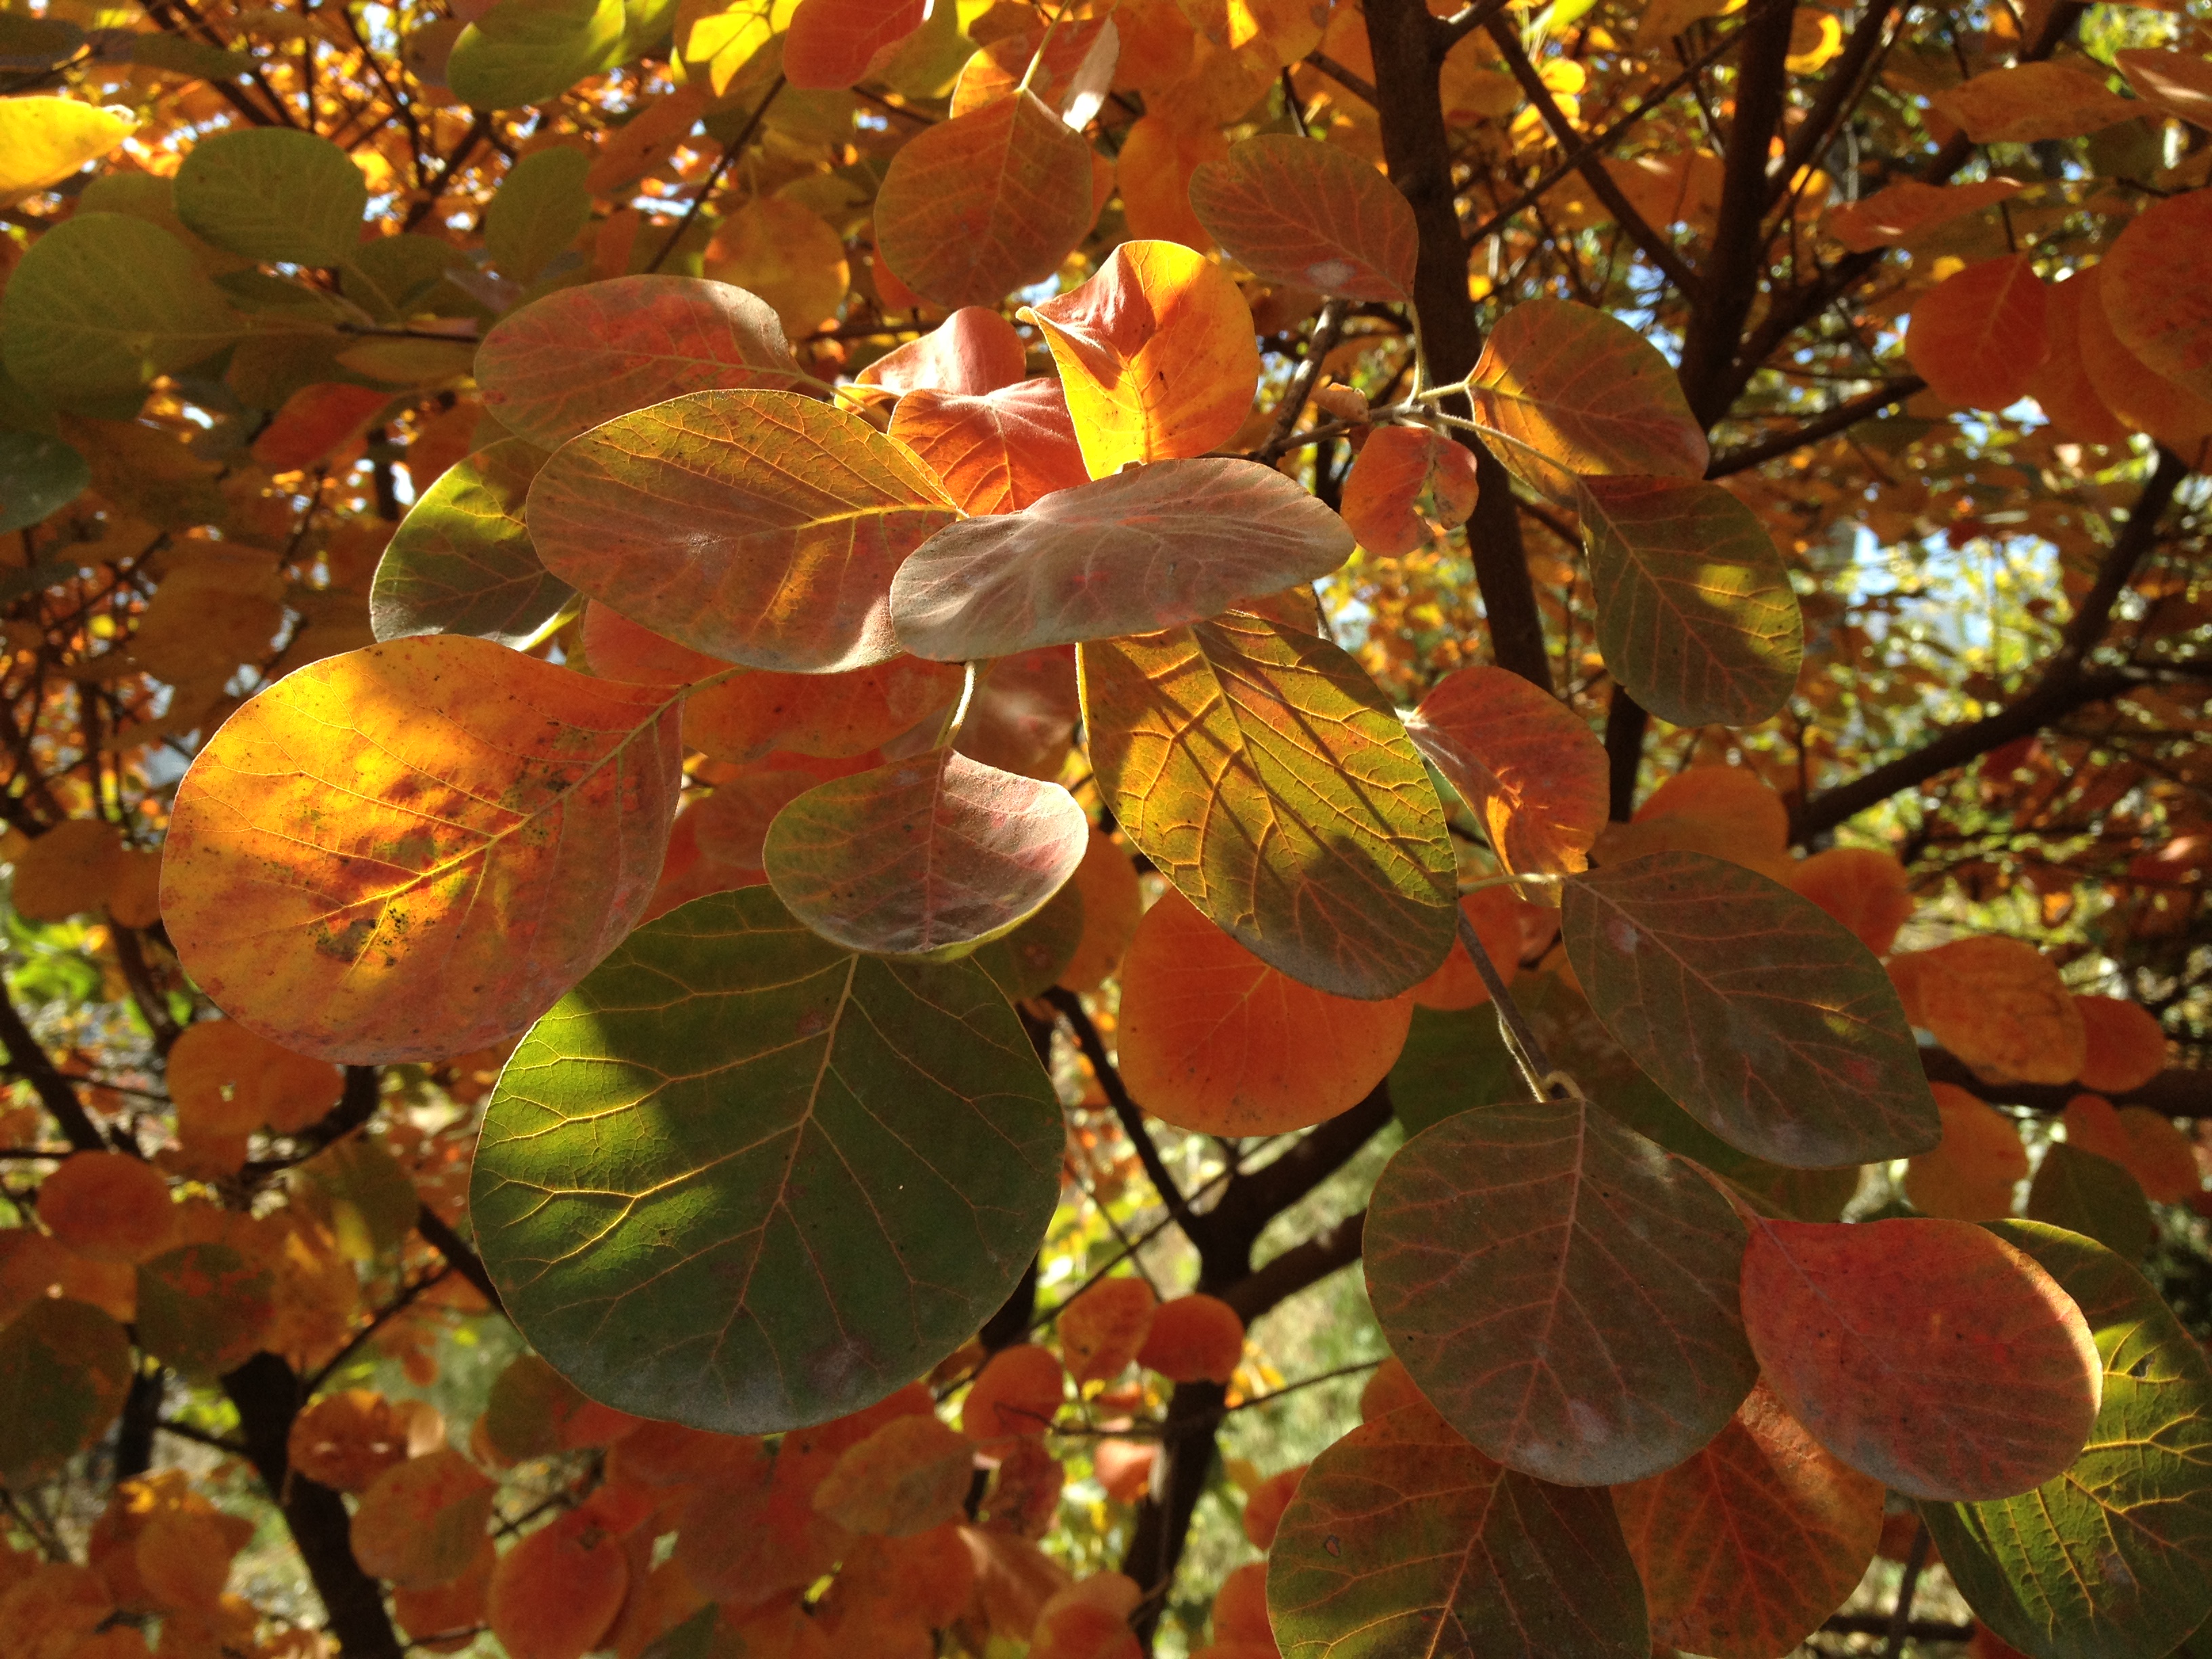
[783,0,926,89]
[371,439,571,647]
[858,307,1030,396]
[447,0,626,109]
[1741,1217,2102,1500]
[2073,996,2169,1095]
[1080,611,1457,1000]
[1578,474,1803,728]
[0,1298,132,1485]
[173,129,366,266]
[703,195,850,338]
[1921,1221,2212,1659]
[1929,62,2140,144]
[526,389,960,672]
[160,636,684,1064]
[0,99,134,201]
[949,18,1118,126]
[1906,1084,2031,1222]
[1905,255,2051,411]
[472,885,1063,1433]
[1338,424,1480,556]
[1187,134,1416,302]
[887,378,1090,515]
[1890,936,2088,1085]
[889,458,1351,659]
[1403,664,1607,883]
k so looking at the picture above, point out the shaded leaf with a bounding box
[887,379,1091,515]
[1785,844,1914,956]
[173,129,366,266]
[971,874,1085,999]
[1906,1083,2031,1222]
[1891,936,2087,1085]
[2026,272,2132,448]
[371,439,571,647]
[1826,178,2026,253]
[0,431,89,533]
[2073,261,2212,455]
[1561,851,1938,1166]
[2100,189,2212,404]
[1080,611,1457,1000]
[351,1448,498,1588]
[134,1242,274,1377]
[2062,1095,2200,1205]
[889,458,1351,660]
[1930,62,2139,144]
[1740,1217,2102,1500]
[1388,1002,1523,1138]
[1366,1094,1757,1484]
[2027,1143,2154,1262]
[1404,664,1607,883]
[526,389,959,672]
[471,885,1063,1433]
[160,636,684,1064]
[447,0,626,109]
[683,655,960,762]
[812,1414,973,1536]
[1187,134,1417,302]
[0,1298,132,1485]
[2074,996,2169,1095]
[703,195,850,338]
[1905,255,2051,411]
[1578,474,1803,729]
[2116,48,2212,130]
[949,18,1118,126]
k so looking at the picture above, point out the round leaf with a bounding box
[2027,1142,2154,1262]
[135,1241,274,1377]
[0,1297,131,1484]
[1187,134,1418,302]
[483,145,594,283]
[1403,664,1609,882]
[0,98,134,199]
[173,129,369,266]
[447,0,626,109]
[886,378,1090,515]
[371,439,571,646]
[1904,255,2051,411]
[0,431,89,533]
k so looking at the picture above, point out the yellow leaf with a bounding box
[0,100,134,203]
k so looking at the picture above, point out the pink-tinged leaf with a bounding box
[1740,1217,2102,1501]
[160,636,684,1064]
[1366,1095,1756,1484]
[1468,297,1708,498]
[2100,188,2212,404]
[1337,425,1479,556]
[1561,851,1939,1167]
[888,457,1353,660]
[763,749,1089,956]
[1269,1399,1651,1659]
[1187,134,1417,302]
[684,656,961,762]
[875,91,1096,308]
[950,18,1118,128]
[1403,664,1607,883]
[953,646,1080,780]
[888,378,1090,514]
[1904,255,2050,411]
[1611,1380,1884,1659]
[1824,178,2026,253]
[1577,473,1803,729]
[643,769,815,920]
[474,274,811,451]
[782,0,927,90]
[525,390,960,673]
[857,307,1029,396]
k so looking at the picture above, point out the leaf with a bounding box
[0,431,89,533]
[1267,1400,1651,1659]
[949,18,1118,127]
[1187,134,1417,301]
[1891,936,2087,1085]
[489,1504,630,1659]
[971,873,1085,999]
[2116,48,2212,130]
[1026,239,1262,479]
[873,92,1096,309]
[1365,1094,1757,1484]
[173,129,367,267]
[1905,255,2051,411]
[2027,1142,2154,1261]
[0,99,133,201]
[0,213,245,406]
[470,885,1063,1433]
[1139,1294,1245,1384]
[474,274,811,451]
[2100,190,2212,405]
[1059,827,1143,994]
[1115,113,1227,249]
[1080,611,1458,1000]
[783,0,926,89]
[887,380,1091,515]
[134,1242,274,1376]
[1058,1276,1157,1385]
[703,196,850,337]
[2074,261,2212,455]
[370,439,572,647]
[37,1151,176,1265]
[1826,178,2026,252]
[1467,297,1708,496]
[1406,888,1523,1011]
[484,145,594,283]
[857,306,1030,396]
[0,1298,132,1485]
[447,0,627,109]
[1114,887,1412,1135]
[1906,1084,2031,1222]
[812,1414,974,1536]
[2073,997,2169,1094]
[1403,663,1608,883]
[682,655,961,762]
[351,1448,498,1588]
[1338,425,1480,556]
[1739,1216,2102,1500]
[159,635,684,1064]
[525,390,960,672]
[1784,844,1914,956]
[1610,1380,1884,1659]
[762,748,1090,956]
[2026,272,2132,448]
[1920,1221,2212,1659]
[1930,62,2140,144]
[1577,474,1803,729]
[888,458,1351,660]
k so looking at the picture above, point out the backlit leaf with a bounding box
[2073,261,2212,455]
[683,656,960,762]
[858,307,1030,396]
[2073,997,2168,1095]
[1578,474,1803,729]
[1187,134,1416,302]
[783,0,926,89]
[874,92,1095,308]
[1268,1399,1650,1659]
[1338,424,1480,556]
[525,390,960,672]
[703,196,849,338]
[2027,1141,2154,1261]
[1905,255,2050,411]
[447,0,626,109]
[351,1448,498,1588]
[1930,62,2139,144]
[0,99,134,201]
[1561,851,1938,1166]
[2100,190,2212,404]
[888,458,1352,660]
[887,380,1091,515]
[1080,611,1458,1000]
[160,636,684,1063]
[1118,113,1228,249]
[2062,1095,2200,1205]
[2026,272,2131,447]
[474,274,811,451]
[762,748,1089,956]
[1906,1084,2031,1222]
[1891,936,2087,1085]
[0,1298,132,1485]
[948,19,1118,127]
[1826,178,2025,252]
[1785,845,1914,956]
[1403,664,1608,882]
[371,439,572,647]
[1921,1221,2212,1659]
[1026,239,1262,478]
[1740,1217,2102,1500]
[472,886,1063,1432]
[2116,48,2212,130]
[1366,1094,1757,1483]
[173,129,366,266]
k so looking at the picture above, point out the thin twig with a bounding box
[1256,298,1350,462]
[644,77,785,275]
[1044,988,1208,1244]
[1883,1520,1933,1658]
[1456,909,1557,1099]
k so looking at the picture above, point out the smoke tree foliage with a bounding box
[1,0,2211,1655]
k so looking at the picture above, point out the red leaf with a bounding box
[1188,133,1418,302]
[782,0,927,91]
[1338,424,1479,555]
[1904,255,2051,411]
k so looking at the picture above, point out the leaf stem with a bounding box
[1455,907,1561,1102]
[938,661,980,749]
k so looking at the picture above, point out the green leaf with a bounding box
[127,32,255,81]
[448,0,628,110]
[888,457,1353,661]
[0,13,87,72]
[526,390,960,672]
[173,129,369,267]
[0,431,89,533]
[973,876,1084,1000]
[471,886,1064,1433]
[1389,1002,1522,1136]
[0,1298,131,1484]
[1080,611,1457,1000]
[342,233,480,322]
[1578,474,1803,729]
[0,213,245,406]
[1269,1399,1651,1659]
[485,145,594,283]
[1921,1220,2212,1659]
[136,1242,276,1377]
[1366,1096,1757,1483]
[1561,851,1938,1168]
[371,440,571,647]
[2028,1142,2154,1261]
[297,1133,422,1256]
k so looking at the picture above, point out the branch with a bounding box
[1202,1083,1393,1254]
[0,980,108,1153]
[1223,1208,1367,1323]
[1771,0,1908,204]
[1431,0,1515,52]
[1704,378,1923,477]
[1923,1048,2210,1119]
[401,111,491,232]
[1301,49,1378,107]
[415,1204,504,1313]
[1255,298,1351,462]
[1042,988,1210,1250]
[1603,684,1646,821]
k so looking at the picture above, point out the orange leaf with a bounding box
[1896,935,2087,1084]
[350,1448,497,1589]
[1115,888,1413,1135]
[1025,239,1261,478]
[251,382,393,472]
[1060,829,1143,994]
[1740,1217,2101,1500]
[888,380,1092,514]
[951,18,1120,126]
[1825,178,2025,252]
[12,818,123,922]
[1785,845,1914,956]
[812,1414,974,1537]
[1117,115,1227,250]
[2073,994,2167,1093]
[579,602,727,686]
[488,1506,631,1659]
[1406,888,1523,1012]
[960,1344,1065,1439]
[1189,133,1417,301]
[2062,1093,2201,1203]
[1211,1561,1269,1644]
[37,1152,173,1265]
[2117,47,2212,129]
[859,308,1029,396]
[782,0,928,90]
[1031,1572,1143,1659]
[1929,62,2141,143]
[2026,272,2131,447]
[1240,1462,1305,1550]
[1403,663,1608,883]
[392,1541,493,1654]
[1135,1294,1244,1383]
[1092,1439,1155,1504]
[2101,189,2212,405]
[287,1389,414,1493]
[703,197,851,337]
[1057,1276,1157,1385]
[1905,254,2049,411]
[683,657,961,763]
[1905,1083,2030,1221]
[2074,262,2212,455]
[1338,424,1479,554]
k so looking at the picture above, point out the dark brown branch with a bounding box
[1203,1084,1393,1254]
[0,982,108,1153]
[1223,1208,1367,1324]
[1771,0,1908,203]
[1255,298,1351,462]
[1043,988,1210,1248]
[1705,378,1923,477]
[1603,685,1647,821]
[415,1204,504,1313]
[645,77,783,274]
[1301,49,1378,107]
[1924,1049,2209,1120]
